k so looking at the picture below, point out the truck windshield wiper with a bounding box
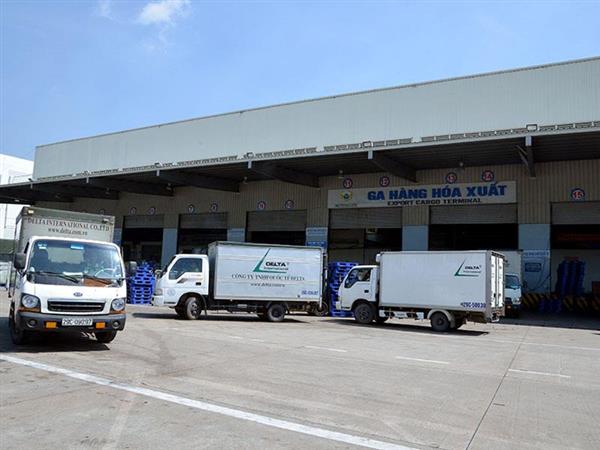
[32,271,81,283]
[82,274,117,285]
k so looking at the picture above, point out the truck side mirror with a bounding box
[125,261,138,276]
[154,269,162,278]
[14,253,26,270]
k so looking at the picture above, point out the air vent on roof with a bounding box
[575,122,592,129]
[539,125,555,132]
[435,135,450,141]
[421,136,435,142]
[398,138,412,145]
[557,123,574,130]
[335,145,348,151]
[348,143,360,150]
[385,139,399,146]
[324,146,336,152]
[480,131,495,137]
[373,141,385,147]
[450,133,465,140]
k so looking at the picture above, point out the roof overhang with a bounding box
[2,128,599,204]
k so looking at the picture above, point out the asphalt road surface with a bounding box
[1,292,599,450]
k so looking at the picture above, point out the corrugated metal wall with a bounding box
[61,158,600,229]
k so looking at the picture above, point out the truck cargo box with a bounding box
[379,251,504,314]
[208,242,323,304]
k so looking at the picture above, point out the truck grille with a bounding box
[47,301,105,313]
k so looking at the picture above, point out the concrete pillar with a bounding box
[519,224,551,293]
[160,214,179,267]
[161,228,178,267]
[113,228,122,246]
[402,226,428,251]
[227,228,246,242]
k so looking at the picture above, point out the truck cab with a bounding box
[337,265,378,310]
[9,236,131,345]
[152,254,209,319]
[504,272,522,317]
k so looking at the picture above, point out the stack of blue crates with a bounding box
[328,262,358,317]
[127,262,156,304]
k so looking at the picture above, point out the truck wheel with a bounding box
[266,303,286,322]
[95,331,117,343]
[353,303,374,324]
[174,307,186,319]
[430,312,450,332]
[184,297,201,320]
[9,308,30,345]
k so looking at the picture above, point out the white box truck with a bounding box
[336,251,505,332]
[152,242,323,322]
[8,207,136,345]
[497,250,523,317]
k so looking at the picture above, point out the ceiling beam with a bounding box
[30,183,119,200]
[247,161,319,188]
[156,170,239,192]
[3,188,73,203]
[86,177,173,197]
[0,195,33,205]
[516,135,535,178]
[368,150,417,182]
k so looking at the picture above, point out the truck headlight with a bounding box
[111,298,126,312]
[154,288,163,296]
[21,294,40,309]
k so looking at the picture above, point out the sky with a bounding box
[1,0,599,160]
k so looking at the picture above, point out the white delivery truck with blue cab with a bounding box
[8,207,136,345]
[153,241,323,322]
[336,251,505,332]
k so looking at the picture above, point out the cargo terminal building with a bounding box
[1,58,599,296]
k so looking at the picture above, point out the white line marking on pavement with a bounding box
[508,369,571,379]
[0,355,412,450]
[228,335,243,339]
[304,345,348,353]
[395,356,449,365]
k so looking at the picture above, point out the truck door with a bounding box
[490,253,505,310]
[341,267,376,306]
[163,256,208,303]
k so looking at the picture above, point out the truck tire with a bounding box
[95,331,117,343]
[430,312,450,332]
[266,303,286,322]
[174,307,186,319]
[184,297,201,320]
[9,307,31,345]
[353,303,375,324]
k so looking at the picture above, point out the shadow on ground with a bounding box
[131,310,305,323]
[326,318,489,336]
[497,312,600,331]
[0,317,110,353]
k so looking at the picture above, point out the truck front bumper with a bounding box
[151,295,177,307]
[16,311,126,332]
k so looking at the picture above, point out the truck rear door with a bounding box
[490,253,505,311]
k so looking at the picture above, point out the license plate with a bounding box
[61,317,93,327]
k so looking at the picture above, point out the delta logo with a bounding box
[454,260,482,277]
[253,249,289,273]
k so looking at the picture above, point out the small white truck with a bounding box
[152,241,323,322]
[8,207,136,345]
[336,251,505,331]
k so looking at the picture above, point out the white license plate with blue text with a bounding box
[61,317,93,327]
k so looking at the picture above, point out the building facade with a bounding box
[1,58,599,294]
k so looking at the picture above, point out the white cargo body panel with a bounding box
[15,207,115,253]
[208,242,323,304]
[379,251,504,314]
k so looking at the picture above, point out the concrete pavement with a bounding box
[1,292,599,449]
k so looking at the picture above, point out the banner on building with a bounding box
[328,181,516,209]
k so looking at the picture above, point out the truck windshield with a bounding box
[505,274,520,289]
[28,239,123,285]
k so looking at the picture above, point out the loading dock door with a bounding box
[178,213,228,253]
[329,208,402,264]
[429,205,518,250]
[551,202,600,293]
[122,214,165,265]
[430,204,517,224]
[247,210,307,245]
